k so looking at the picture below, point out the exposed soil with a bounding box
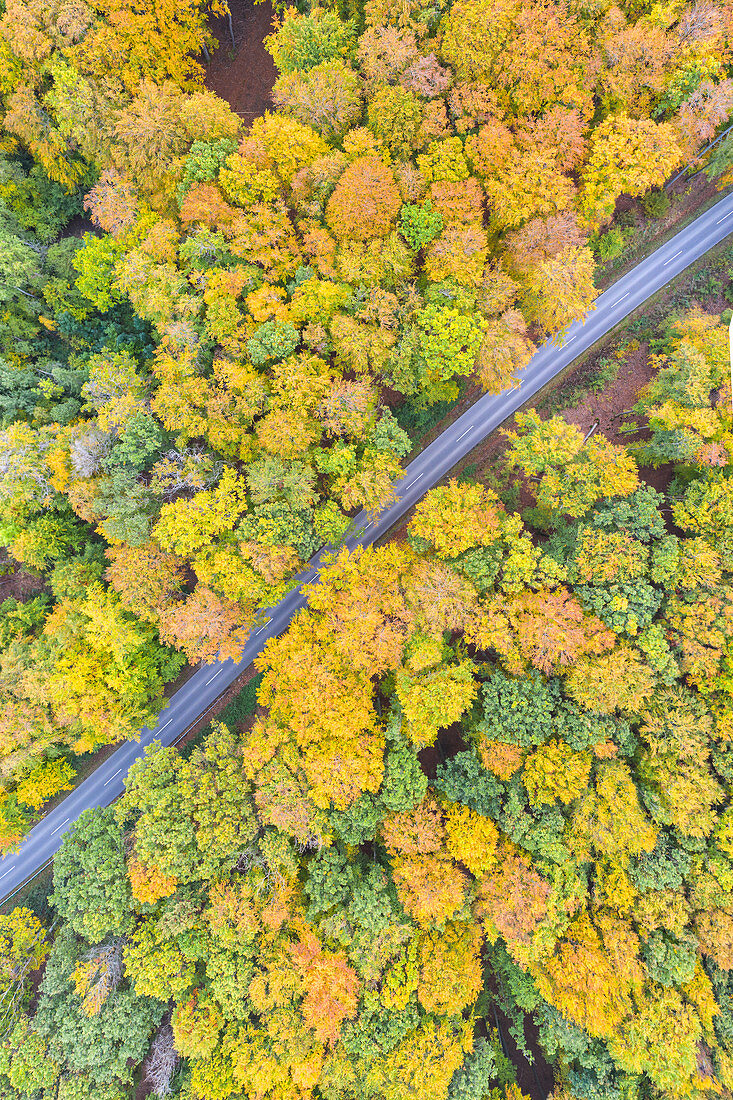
[205,0,277,124]
[0,559,46,603]
[62,214,95,239]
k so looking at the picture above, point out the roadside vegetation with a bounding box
[2,0,733,1095]
[1,302,732,1100]
[2,0,733,838]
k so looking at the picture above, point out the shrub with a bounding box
[593,228,626,261]
[641,188,671,218]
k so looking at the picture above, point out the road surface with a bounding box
[2,190,733,904]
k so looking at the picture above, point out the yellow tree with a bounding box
[409,479,509,558]
[581,116,683,224]
[530,912,644,1039]
[395,661,478,749]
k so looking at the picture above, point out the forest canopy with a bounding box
[2,0,733,1094]
[3,305,733,1100]
[2,0,733,840]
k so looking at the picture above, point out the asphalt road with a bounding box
[2,190,733,905]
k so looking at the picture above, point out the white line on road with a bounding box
[564,336,576,345]
[717,210,733,223]
[403,473,424,492]
[160,718,172,729]
[50,819,69,836]
[103,769,122,787]
[364,522,372,530]
[0,868,14,880]
[662,249,683,266]
[612,292,630,306]
[205,669,223,685]
[456,426,474,442]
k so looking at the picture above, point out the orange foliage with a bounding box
[128,856,178,905]
[391,854,471,927]
[325,156,401,240]
[290,930,360,1046]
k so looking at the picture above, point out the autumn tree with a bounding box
[581,116,683,224]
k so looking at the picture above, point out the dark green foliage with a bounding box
[367,410,412,459]
[642,932,697,987]
[447,1037,497,1100]
[304,845,357,918]
[0,157,82,243]
[641,189,671,219]
[590,487,666,542]
[177,138,238,204]
[380,740,428,813]
[705,137,733,183]
[34,928,165,1091]
[576,580,662,636]
[628,835,690,892]
[238,501,320,559]
[592,227,626,262]
[448,546,503,593]
[478,672,560,749]
[346,864,401,937]
[220,672,264,727]
[92,468,159,547]
[496,778,570,866]
[433,751,502,817]
[394,388,454,435]
[340,1000,421,1066]
[712,743,733,785]
[329,792,384,844]
[0,361,38,425]
[106,412,165,473]
[50,808,134,941]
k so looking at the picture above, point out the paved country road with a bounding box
[2,191,733,905]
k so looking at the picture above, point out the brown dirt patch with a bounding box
[205,0,277,124]
[0,557,46,602]
[558,342,655,445]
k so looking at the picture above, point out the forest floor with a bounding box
[204,0,276,122]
